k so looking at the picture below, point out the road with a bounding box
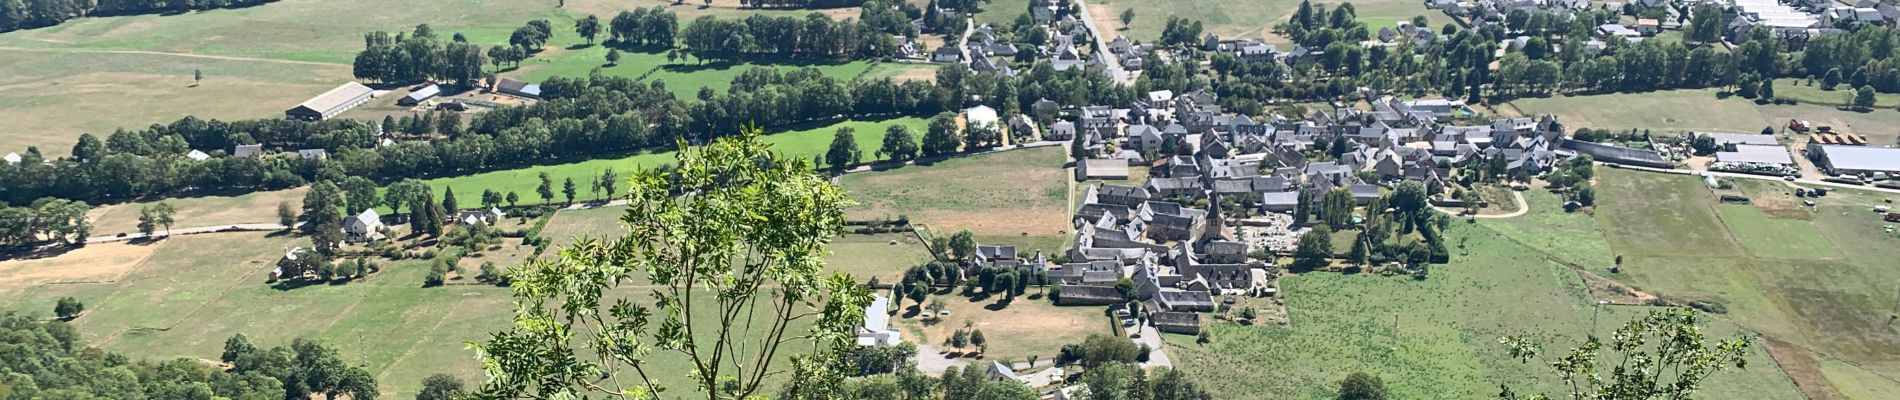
[1133,325,1173,369]
[1068,0,1134,85]
[958,17,975,67]
[87,223,294,244]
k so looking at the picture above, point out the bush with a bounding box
[1718,194,1752,204]
[1688,300,1728,314]
[54,297,84,320]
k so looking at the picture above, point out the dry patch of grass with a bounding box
[0,240,163,285]
[844,147,1071,242]
[87,187,308,235]
[895,293,1107,362]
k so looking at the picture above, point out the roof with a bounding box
[292,82,373,114]
[1697,132,1779,147]
[1261,191,1300,206]
[404,84,441,102]
[1816,145,1900,172]
[352,209,381,227]
[497,79,541,97]
[1715,144,1793,165]
[1084,160,1133,178]
[966,105,999,127]
[185,150,210,161]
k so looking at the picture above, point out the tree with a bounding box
[278,202,297,230]
[506,191,520,208]
[1078,333,1140,368]
[54,296,83,320]
[1855,85,1877,110]
[605,48,621,65]
[137,206,158,237]
[302,181,346,254]
[948,229,977,260]
[1348,230,1371,265]
[221,333,256,364]
[1501,309,1750,400]
[1293,226,1334,270]
[562,177,578,204]
[1119,8,1134,28]
[969,329,987,354]
[826,126,863,172]
[537,172,556,204]
[193,68,203,85]
[416,374,465,400]
[576,14,602,45]
[599,168,620,201]
[950,329,970,351]
[1338,372,1388,400]
[879,125,920,162]
[471,128,872,399]
[922,112,961,156]
[441,187,460,212]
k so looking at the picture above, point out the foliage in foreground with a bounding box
[1500,308,1750,400]
[470,127,872,399]
[0,314,375,400]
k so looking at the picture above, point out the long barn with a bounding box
[286,82,374,121]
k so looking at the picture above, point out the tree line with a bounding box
[0,314,376,400]
[0,0,279,33]
[351,24,489,88]
[678,13,900,62]
[0,198,89,250]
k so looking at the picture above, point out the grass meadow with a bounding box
[1086,0,1302,43]
[418,117,928,207]
[1590,168,1900,398]
[1164,221,1803,399]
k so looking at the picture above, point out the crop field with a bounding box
[420,117,928,206]
[1591,169,1900,398]
[843,146,1073,253]
[1164,221,1802,399]
[1509,90,1900,144]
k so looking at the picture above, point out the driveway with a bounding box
[1134,325,1172,369]
[914,343,971,375]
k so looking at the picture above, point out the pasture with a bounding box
[419,117,928,206]
[843,146,1073,253]
[1508,89,1900,145]
[0,49,353,155]
[893,289,1109,362]
[86,187,307,235]
[1164,221,1802,399]
[1591,169,1900,398]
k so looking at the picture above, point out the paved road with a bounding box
[1432,190,1528,219]
[958,17,975,67]
[1069,0,1134,85]
[1134,325,1172,369]
[914,343,972,375]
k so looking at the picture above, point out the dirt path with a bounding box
[1431,190,1528,219]
[0,46,345,67]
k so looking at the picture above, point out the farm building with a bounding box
[496,78,541,99]
[1695,132,1779,149]
[344,209,384,242]
[1559,139,1673,169]
[1715,144,1793,165]
[1808,145,1900,176]
[397,84,441,106]
[855,295,902,346]
[233,144,264,157]
[1078,159,1131,181]
[285,82,374,121]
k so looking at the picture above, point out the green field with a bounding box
[1164,221,1803,399]
[1509,90,1900,144]
[419,117,928,206]
[0,0,883,154]
[1088,0,1301,43]
[1591,169,1900,398]
[1769,78,1900,107]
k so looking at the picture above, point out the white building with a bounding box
[855,295,903,346]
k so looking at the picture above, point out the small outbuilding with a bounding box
[398,84,441,106]
[1078,159,1131,181]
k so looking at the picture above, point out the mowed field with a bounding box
[1509,89,1900,144]
[0,0,888,155]
[1163,220,1803,399]
[419,117,929,206]
[86,187,307,235]
[1592,168,1900,399]
[843,146,1073,253]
